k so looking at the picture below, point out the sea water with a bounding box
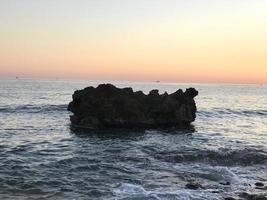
[0,78,266,200]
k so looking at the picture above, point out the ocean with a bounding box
[0,78,266,200]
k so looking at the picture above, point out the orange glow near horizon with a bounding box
[0,1,267,84]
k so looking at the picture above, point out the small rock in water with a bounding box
[255,182,267,191]
[255,182,265,187]
[220,181,231,186]
[185,182,202,190]
[225,197,237,200]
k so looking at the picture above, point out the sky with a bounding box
[0,0,267,84]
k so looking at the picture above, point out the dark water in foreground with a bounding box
[0,79,267,200]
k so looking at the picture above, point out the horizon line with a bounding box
[0,75,266,86]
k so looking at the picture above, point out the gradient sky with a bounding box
[0,0,267,83]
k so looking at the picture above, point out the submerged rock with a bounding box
[185,182,203,190]
[246,194,267,200]
[68,84,198,129]
[239,192,267,200]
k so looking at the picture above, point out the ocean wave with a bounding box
[154,148,267,166]
[0,104,68,114]
[113,183,220,200]
[198,108,267,118]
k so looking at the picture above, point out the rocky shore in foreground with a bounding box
[68,84,198,129]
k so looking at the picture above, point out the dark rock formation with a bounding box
[68,84,198,129]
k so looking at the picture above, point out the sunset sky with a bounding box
[0,0,266,84]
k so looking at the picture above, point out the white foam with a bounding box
[113,183,220,200]
[204,166,240,183]
[114,183,147,195]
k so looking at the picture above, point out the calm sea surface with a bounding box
[0,79,266,200]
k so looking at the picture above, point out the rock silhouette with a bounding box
[68,84,198,129]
